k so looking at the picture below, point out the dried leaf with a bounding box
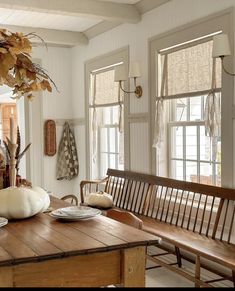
[0,53,16,78]
[0,29,56,98]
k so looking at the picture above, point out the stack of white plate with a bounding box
[0,217,8,227]
[50,206,101,221]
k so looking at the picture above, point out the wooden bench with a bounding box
[80,168,235,287]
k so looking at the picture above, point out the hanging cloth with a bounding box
[205,58,221,138]
[153,55,168,149]
[205,58,221,161]
[56,122,79,181]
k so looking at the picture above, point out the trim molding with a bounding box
[51,118,86,126]
[84,21,120,40]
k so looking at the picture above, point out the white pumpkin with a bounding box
[85,191,113,209]
[0,186,50,220]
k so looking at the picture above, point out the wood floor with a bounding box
[146,256,233,288]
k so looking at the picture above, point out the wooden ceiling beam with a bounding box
[1,25,88,47]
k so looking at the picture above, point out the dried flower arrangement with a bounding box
[3,126,31,176]
[0,29,56,100]
[0,28,55,187]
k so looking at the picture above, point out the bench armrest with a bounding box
[80,177,109,203]
[61,194,79,206]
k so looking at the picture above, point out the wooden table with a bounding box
[0,196,159,287]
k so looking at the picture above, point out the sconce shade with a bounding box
[114,65,127,82]
[212,34,231,58]
[129,62,141,78]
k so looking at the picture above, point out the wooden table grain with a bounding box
[0,196,159,287]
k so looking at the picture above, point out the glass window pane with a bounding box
[171,126,183,159]
[110,154,116,169]
[109,128,116,152]
[186,161,197,182]
[171,160,183,180]
[216,164,221,186]
[103,107,111,124]
[100,128,107,152]
[190,96,202,121]
[200,163,213,185]
[186,126,197,160]
[176,99,187,122]
[100,153,108,178]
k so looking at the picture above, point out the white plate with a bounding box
[0,217,8,227]
[61,206,101,217]
[50,206,101,221]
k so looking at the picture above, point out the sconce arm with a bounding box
[119,81,136,94]
[119,80,143,99]
[221,56,235,76]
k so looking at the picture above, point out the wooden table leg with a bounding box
[0,267,13,287]
[121,246,146,287]
[195,255,201,288]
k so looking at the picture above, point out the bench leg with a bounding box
[175,247,182,268]
[232,270,235,287]
[195,255,201,288]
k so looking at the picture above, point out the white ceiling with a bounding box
[0,1,141,32]
[0,0,170,46]
[0,8,102,32]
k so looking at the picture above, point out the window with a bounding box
[98,106,124,178]
[89,67,124,179]
[169,95,221,186]
[156,38,222,186]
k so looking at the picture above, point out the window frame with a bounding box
[97,107,123,178]
[85,47,130,179]
[168,85,222,186]
[149,9,235,188]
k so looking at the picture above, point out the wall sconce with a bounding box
[212,33,234,76]
[114,62,143,98]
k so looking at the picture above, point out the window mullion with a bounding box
[107,127,110,169]
[115,127,118,169]
[183,126,186,180]
[197,125,200,183]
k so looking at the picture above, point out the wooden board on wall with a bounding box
[44,120,56,157]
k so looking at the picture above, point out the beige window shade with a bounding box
[163,41,221,97]
[92,69,124,106]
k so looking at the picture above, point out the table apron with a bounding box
[0,246,146,287]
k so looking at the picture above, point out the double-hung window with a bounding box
[89,67,124,179]
[155,37,222,186]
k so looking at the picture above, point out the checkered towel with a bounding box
[56,122,79,181]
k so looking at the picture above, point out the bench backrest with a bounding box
[104,169,235,244]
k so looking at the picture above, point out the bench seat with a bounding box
[137,215,235,270]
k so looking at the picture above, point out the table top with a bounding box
[0,196,159,267]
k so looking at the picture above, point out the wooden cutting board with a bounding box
[44,120,56,156]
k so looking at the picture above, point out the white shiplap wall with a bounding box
[30,45,75,197]
[130,122,149,173]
